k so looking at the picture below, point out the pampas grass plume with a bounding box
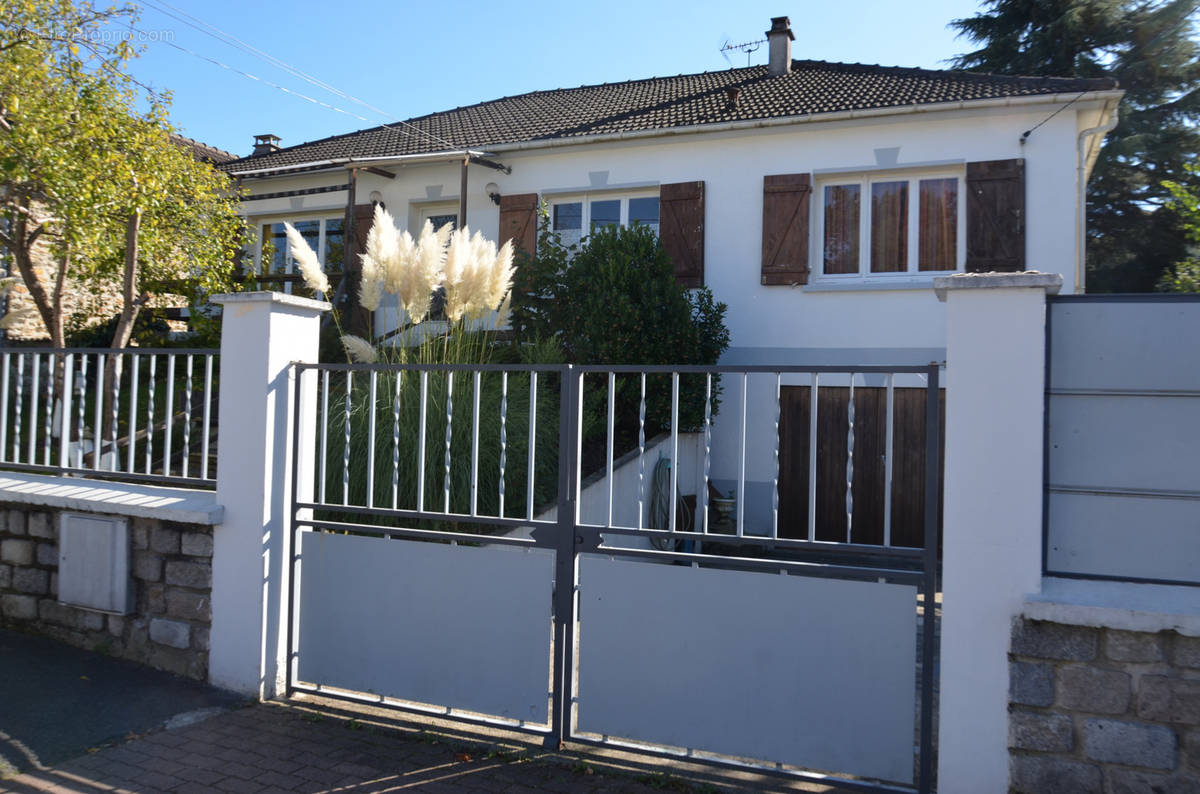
[341,335,378,363]
[284,222,331,295]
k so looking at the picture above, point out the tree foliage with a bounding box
[0,0,247,347]
[1158,162,1200,289]
[950,0,1200,292]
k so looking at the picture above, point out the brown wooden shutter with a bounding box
[966,159,1025,272]
[761,173,812,285]
[498,193,538,257]
[659,181,705,287]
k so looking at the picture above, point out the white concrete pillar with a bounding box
[934,273,1061,792]
[208,292,328,698]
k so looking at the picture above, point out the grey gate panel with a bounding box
[296,531,555,723]
[1046,296,1200,585]
[575,555,918,783]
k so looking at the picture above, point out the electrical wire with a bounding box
[138,0,462,153]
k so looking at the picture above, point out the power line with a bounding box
[137,30,374,123]
[138,0,462,153]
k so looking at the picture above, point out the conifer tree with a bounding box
[950,0,1200,291]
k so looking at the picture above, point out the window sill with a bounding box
[803,277,953,293]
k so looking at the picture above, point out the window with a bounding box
[816,172,963,280]
[257,215,345,277]
[550,193,659,248]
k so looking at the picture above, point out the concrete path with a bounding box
[2,696,830,793]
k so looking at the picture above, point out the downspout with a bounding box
[459,157,469,228]
[1076,103,1118,293]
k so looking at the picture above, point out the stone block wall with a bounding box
[0,504,212,681]
[1009,617,1200,793]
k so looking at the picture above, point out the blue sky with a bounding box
[125,0,987,159]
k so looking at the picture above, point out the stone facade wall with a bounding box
[0,504,212,681]
[1009,617,1200,793]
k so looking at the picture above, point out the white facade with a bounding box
[236,93,1118,532]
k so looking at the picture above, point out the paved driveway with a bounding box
[0,629,241,776]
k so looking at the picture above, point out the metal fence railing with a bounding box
[0,348,219,488]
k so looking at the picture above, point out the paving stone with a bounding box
[78,610,104,631]
[149,523,179,554]
[149,617,190,649]
[1187,730,1200,772]
[35,542,57,566]
[1107,768,1200,794]
[0,562,10,589]
[1013,619,1099,661]
[1010,710,1074,752]
[11,567,48,595]
[181,531,213,558]
[6,509,26,536]
[38,598,78,627]
[165,588,211,622]
[1085,718,1177,769]
[1139,676,1200,726]
[1,538,34,565]
[0,593,37,620]
[1058,665,1131,714]
[165,560,211,589]
[27,512,54,539]
[132,551,162,582]
[1011,661,1055,707]
[131,518,151,550]
[1173,635,1200,669]
[107,614,125,637]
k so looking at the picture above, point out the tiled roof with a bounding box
[171,134,237,165]
[222,60,1116,174]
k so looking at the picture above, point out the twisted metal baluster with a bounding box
[703,374,712,534]
[343,372,352,505]
[75,355,87,468]
[145,356,156,474]
[109,355,120,472]
[772,372,781,540]
[12,355,22,462]
[183,355,193,479]
[0,352,9,461]
[637,373,646,530]
[443,372,454,513]
[127,356,139,474]
[27,353,38,463]
[392,371,401,510]
[42,354,53,466]
[846,373,855,544]
[498,372,507,518]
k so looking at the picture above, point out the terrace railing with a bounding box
[0,347,219,488]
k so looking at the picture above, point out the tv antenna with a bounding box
[719,36,766,68]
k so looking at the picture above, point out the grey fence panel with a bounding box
[1048,491,1200,582]
[1048,299,1200,392]
[1047,395,1200,494]
[1046,296,1200,585]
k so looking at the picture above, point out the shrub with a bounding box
[511,216,730,434]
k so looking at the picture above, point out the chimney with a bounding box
[766,16,793,77]
[252,133,281,156]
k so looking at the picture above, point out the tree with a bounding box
[0,0,247,349]
[1158,162,1200,289]
[949,0,1200,292]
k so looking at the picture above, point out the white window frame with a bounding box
[813,169,966,284]
[548,189,660,246]
[254,213,345,275]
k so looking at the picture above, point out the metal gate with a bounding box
[286,362,940,793]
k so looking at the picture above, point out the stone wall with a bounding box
[0,504,212,681]
[1009,617,1200,793]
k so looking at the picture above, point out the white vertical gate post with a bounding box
[935,273,1061,792]
[208,292,328,698]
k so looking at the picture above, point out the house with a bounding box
[219,16,1121,539]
